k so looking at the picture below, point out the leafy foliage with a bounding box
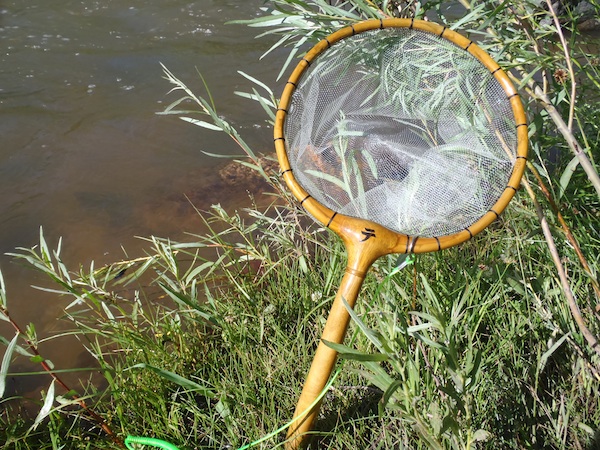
[1,1,600,449]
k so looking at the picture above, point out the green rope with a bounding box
[392,254,415,274]
[125,436,181,450]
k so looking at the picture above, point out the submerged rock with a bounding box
[542,0,600,31]
[575,1,600,30]
[218,156,278,194]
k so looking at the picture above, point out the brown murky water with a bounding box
[0,0,283,395]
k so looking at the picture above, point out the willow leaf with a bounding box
[127,363,214,397]
[323,340,388,362]
[179,117,223,131]
[558,154,580,199]
[305,169,349,191]
[0,334,18,398]
[32,380,55,430]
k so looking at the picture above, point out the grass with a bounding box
[2,0,600,449]
[1,190,599,448]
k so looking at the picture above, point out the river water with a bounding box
[1,0,284,395]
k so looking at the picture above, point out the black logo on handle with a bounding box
[361,228,376,241]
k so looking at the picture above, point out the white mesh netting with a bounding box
[284,27,518,237]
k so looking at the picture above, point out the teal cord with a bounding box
[125,436,181,450]
[372,254,415,300]
[392,254,415,274]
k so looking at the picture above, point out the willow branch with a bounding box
[516,80,600,202]
[486,2,600,199]
[526,162,600,312]
[2,308,124,448]
[520,177,600,359]
[545,0,577,130]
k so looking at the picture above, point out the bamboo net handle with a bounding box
[285,266,366,449]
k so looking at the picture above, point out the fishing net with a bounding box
[284,27,518,237]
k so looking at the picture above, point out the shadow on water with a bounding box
[0,0,284,397]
